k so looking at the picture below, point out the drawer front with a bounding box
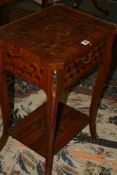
[64,41,106,88]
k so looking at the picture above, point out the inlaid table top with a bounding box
[0,5,116,91]
[0,5,115,63]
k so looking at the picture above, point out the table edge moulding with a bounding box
[0,5,116,175]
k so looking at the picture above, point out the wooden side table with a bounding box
[0,5,116,175]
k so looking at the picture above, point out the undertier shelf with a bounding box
[9,102,89,157]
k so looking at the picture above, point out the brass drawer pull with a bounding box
[81,52,92,64]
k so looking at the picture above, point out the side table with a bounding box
[0,5,116,175]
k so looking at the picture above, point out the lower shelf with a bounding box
[9,102,89,157]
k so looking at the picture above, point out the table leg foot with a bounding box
[89,124,99,139]
[45,158,54,175]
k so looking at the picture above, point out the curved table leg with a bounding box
[42,0,49,8]
[46,68,61,175]
[73,0,109,15]
[0,5,10,26]
[89,34,114,138]
[0,72,10,151]
[92,0,109,16]
[0,50,12,151]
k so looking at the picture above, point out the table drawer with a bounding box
[64,40,106,88]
